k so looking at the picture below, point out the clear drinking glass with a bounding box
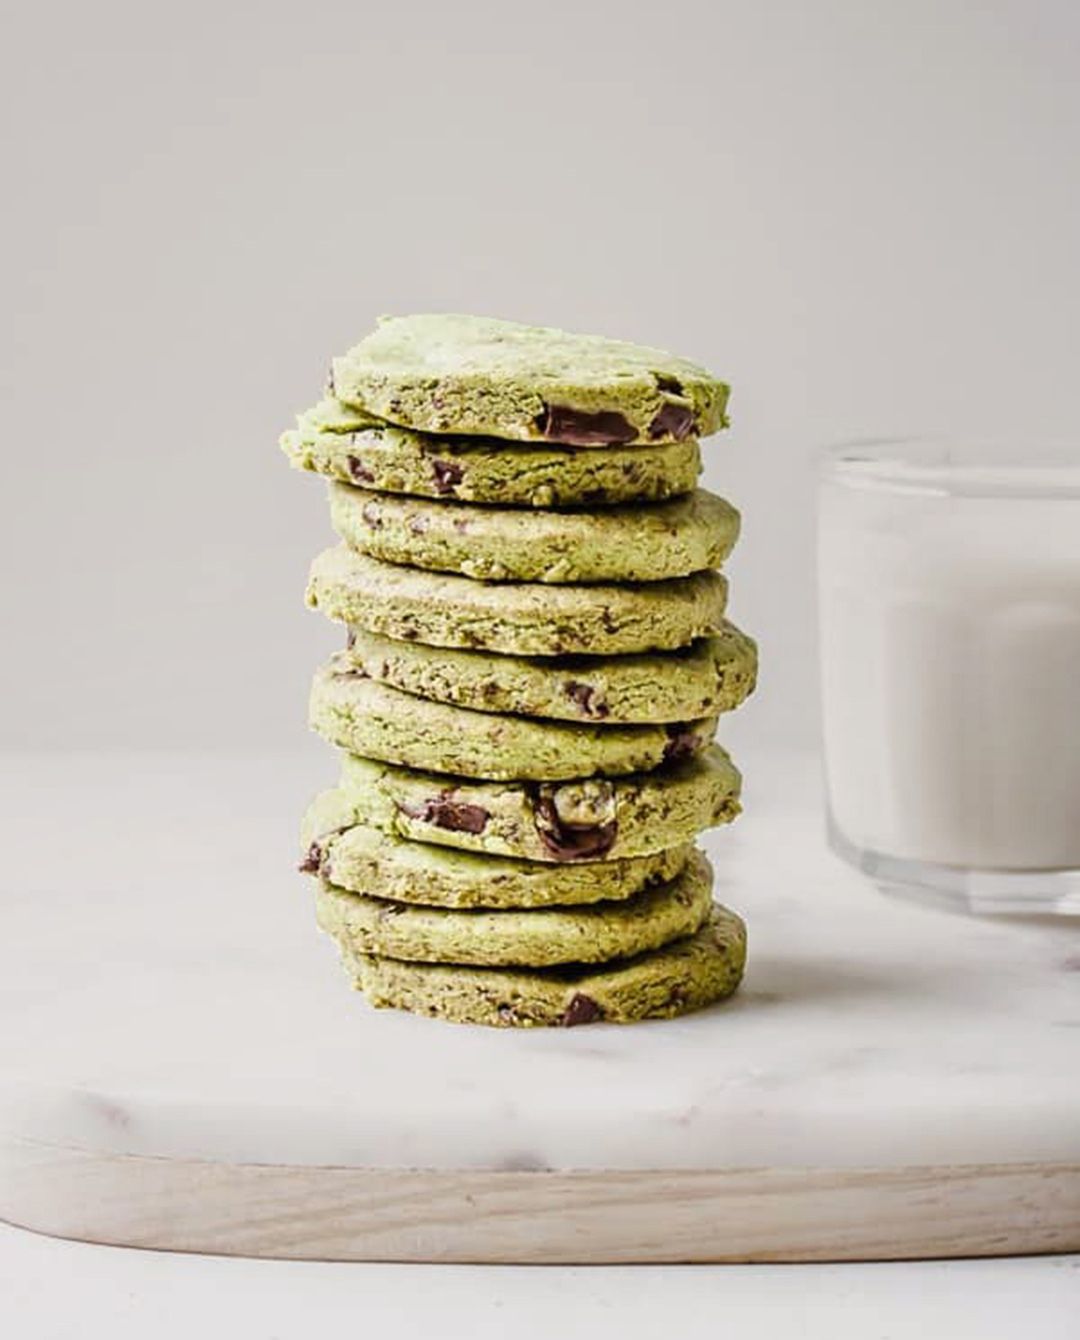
[818,440,1080,916]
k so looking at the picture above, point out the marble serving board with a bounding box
[1,748,1078,1262]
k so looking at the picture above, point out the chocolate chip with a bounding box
[648,402,696,441]
[346,454,375,485]
[663,722,701,764]
[361,503,383,528]
[560,993,603,1027]
[564,680,609,720]
[432,459,464,495]
[298,841,323,874]
[400,795,490,834]
[536,820,617,861]
[533,783,617,861]
[535,404,637,446]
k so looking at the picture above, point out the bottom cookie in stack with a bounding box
[338,908,746,1029]
[300,752,746,1026]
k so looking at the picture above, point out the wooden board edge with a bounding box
[3,1139,1079,1263]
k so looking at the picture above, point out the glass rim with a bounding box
[820,436,1080,499]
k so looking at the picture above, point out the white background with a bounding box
[3,0,1079,753]
[2,1223,1079,1339]
[3,3,1079,1334]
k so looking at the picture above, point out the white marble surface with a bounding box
[1,747,1078,1172]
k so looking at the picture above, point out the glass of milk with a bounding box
[818,441,1080,916]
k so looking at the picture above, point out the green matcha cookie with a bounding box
[331,314,729,445]
[301,796,692,907]
[333,745,741,862]
[310,654,717,781]
[344,624,757,725]
[307,546,728,656]
[329,482,739,584]
[336,906,747,1026]
[316,849,713,968]
[282,398,702,506]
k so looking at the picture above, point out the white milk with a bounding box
[819,464,1080,872]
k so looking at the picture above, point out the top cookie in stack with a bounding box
[283,314,755,1028]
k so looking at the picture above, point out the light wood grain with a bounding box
[3,1140,1078,1262]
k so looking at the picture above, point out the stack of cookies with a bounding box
[281,314,755,1027]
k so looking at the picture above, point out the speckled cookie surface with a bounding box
[310,654,717,781]
[329,483,739,584]
[282,398,702,507]
[315,849,713,968]
[344,624,757,725]
[334,745,741,863]
[336,906,747,1027]
[307,546,728,656]
[301,795,692,907]
[331,314,730,445]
